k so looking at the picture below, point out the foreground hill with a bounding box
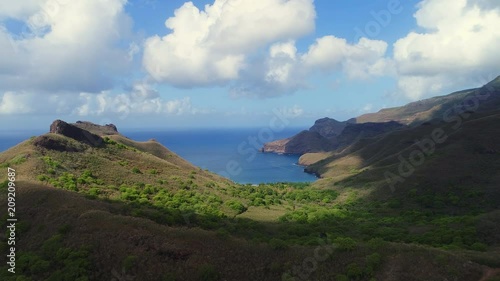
[1,120,499,280]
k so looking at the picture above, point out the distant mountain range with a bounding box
[262,76,500,156]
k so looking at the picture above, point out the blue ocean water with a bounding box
[0,128,316,184]
[0,130,45,152]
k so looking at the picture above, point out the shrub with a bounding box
[470,242,487,252]
[88,187,100,196]
[366,253,382,268]
[335,274,349,281]
[41,156,62,168]
[41,234,63,258]
[367,237,386,250]
[17,252,50,275]
[131,167,141,174]
[162,272,177,281]
[122,255,138,272]
[333,237,357,251]
[149,169,158,175]
[104,137,117,145]
[224,200,247,214]
[346,263,363,279]
[58,224,72,235]
[216,228,230,239]
[269,238,289,250]
[0,180,8,189]
[37,175,50,184]
[198,264,220,281]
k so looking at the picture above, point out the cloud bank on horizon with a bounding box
[0,0,499,126]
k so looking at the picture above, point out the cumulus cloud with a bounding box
[73,92,196,117]
[303,36,392,79]
[393,0,500,99]
[0,81,207,118]
[230,36,390,98]
[143,0,394,98]
[0,0,43,20]
[0,92,34,114]
[229,40,307,98]
[142,0,316,87]
[0,0,133,93]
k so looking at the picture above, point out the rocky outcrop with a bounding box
[261,138,291,154]
[49,120,104,147]
[74,121,118,136]
[262,130,337,154]
[262,117,350,154]
[309,117,355,138]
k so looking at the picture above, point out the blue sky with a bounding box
[0,0,499,130]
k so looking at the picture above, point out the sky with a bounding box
[0,0,499,130]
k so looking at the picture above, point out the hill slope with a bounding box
[264,76,500,155]
[1,120,499,280]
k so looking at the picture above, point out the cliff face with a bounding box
[309,117,355,138]
[261,118,349,154]
[262,116,359,154]
[74,121,119,135]
[260,138,290,154]
[48,120,105,147]
[262,130,337,154]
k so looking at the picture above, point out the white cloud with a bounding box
[0,0,43,20]
[266,41,298,84]
[230,36,391,98]
[0,92,34,114]
[73,84,200,117]
[142,1,391,98]
[0,0,133,94]
[0,81,207,118]
[142,0,316,87]
[303,36,391,79]
[393,0,500,99]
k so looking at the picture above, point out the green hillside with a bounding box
[0,115,499,280]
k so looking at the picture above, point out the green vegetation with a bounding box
[122,255,138,272]
[31,155,494,251]
[224,200,247,214]
[2,106,500,281]
[198,264,220,281]
[0,234,90,280]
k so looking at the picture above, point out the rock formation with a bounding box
[49,120,105,147]
[74,121,119,135]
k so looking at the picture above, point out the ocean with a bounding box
[0,128,316,184]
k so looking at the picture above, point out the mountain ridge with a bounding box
[263,76,500,155]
